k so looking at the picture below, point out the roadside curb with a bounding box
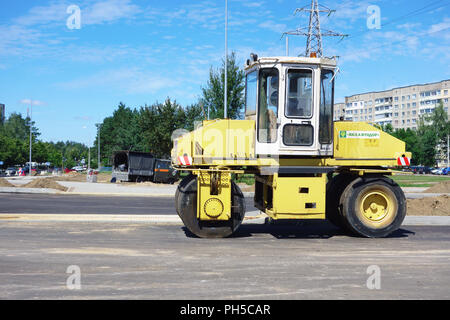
[0,187,61,194]
[0,187,175,197]
[403,216,450,226]
[65,192,175,197]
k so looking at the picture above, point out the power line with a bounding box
[344,0,450,41]
[348,25,450,55]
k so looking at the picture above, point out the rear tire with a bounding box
[339,176,406,238]
[175,174,246,238]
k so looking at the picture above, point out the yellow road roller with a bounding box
[172,54,411,238]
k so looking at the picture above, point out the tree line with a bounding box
[1,52,448,169]
[381,102,449,167]
[0,53,245,169]
[94,52,245,165]
[0,113,91,169]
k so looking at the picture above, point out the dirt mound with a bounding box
[0,178,15,188]
[23,178,68,192]
[238,183,255,193]
[424,180,450,193]
[407,195,450,216]
[52,172,85,182]
[52,172,111,183]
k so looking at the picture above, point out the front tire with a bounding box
[326,173,357,230]
[175,174,246,238]
[339,176,406,238]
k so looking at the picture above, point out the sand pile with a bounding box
[23,178,68,192]
[424,180,450,193]
[238,183,255,193]
[52,173,85,182]
[119,181,178,187]
[407,195,450,216]
[53,172,111,183]
[0,178,16,188]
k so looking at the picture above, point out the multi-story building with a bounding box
[341,80,450,130]
[0,104,5,124]
[333,102,346,121]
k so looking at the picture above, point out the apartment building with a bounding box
[333,102,346,121]
[336,80,450,129]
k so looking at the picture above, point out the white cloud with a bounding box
[12,2,69,27]
[241,1,265,8]
[82,0,141,25]
[57,67,179,95]
[19,99,46,106]
[428,17,450,39]
[258,20,287,33]
[396,23,421,31]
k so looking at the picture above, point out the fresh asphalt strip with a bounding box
[1,212,449,226]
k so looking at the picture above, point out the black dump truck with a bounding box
[111,151,179,184]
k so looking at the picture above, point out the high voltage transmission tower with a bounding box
[282,0,347,57]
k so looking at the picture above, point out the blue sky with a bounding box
[0,0,449,145]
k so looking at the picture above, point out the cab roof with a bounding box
[245,56,337,70]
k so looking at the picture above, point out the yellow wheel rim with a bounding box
[357,186,397,228]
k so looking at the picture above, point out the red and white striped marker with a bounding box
[397,156,411,166]
[178,155,193,166]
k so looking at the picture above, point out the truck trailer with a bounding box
[112,151,179,184]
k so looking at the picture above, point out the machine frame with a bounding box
[172,55,411,239]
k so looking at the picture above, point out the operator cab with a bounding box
[245,54,336,157]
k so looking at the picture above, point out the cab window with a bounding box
[286,69,312,118]
[319,69,334,144]
[283,124,313,146]
[245,71,257,116]
[258,68,279,143]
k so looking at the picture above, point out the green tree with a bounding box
[390,128,420,164]
[0,113,40,167]
[201,52,245,120]
[426,101,450,160]
[184,103,205,131]
[414,115,438,167]
[139,99,186,158]
[94,103,142,167]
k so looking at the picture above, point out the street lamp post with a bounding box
[447,134,449,168]
[224,0,228,119]
[29,101,33,176]
[96,123,102,171]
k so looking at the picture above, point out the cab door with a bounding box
[255,66,280,156]
[279,65,318,155]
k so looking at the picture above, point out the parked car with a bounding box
[431,168,443,175]
[71,166,85,173]
[410,166,432,174]
[5,167,17,176]
[442,167,450,175]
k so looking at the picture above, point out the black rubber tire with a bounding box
[175,174,195,217]
[339,176,406,238]
[326,173,357,230]
[136,176,144,183]
[175,174,246,238]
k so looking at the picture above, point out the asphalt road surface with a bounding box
[0,220,449,300]
[0,193,256,215]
